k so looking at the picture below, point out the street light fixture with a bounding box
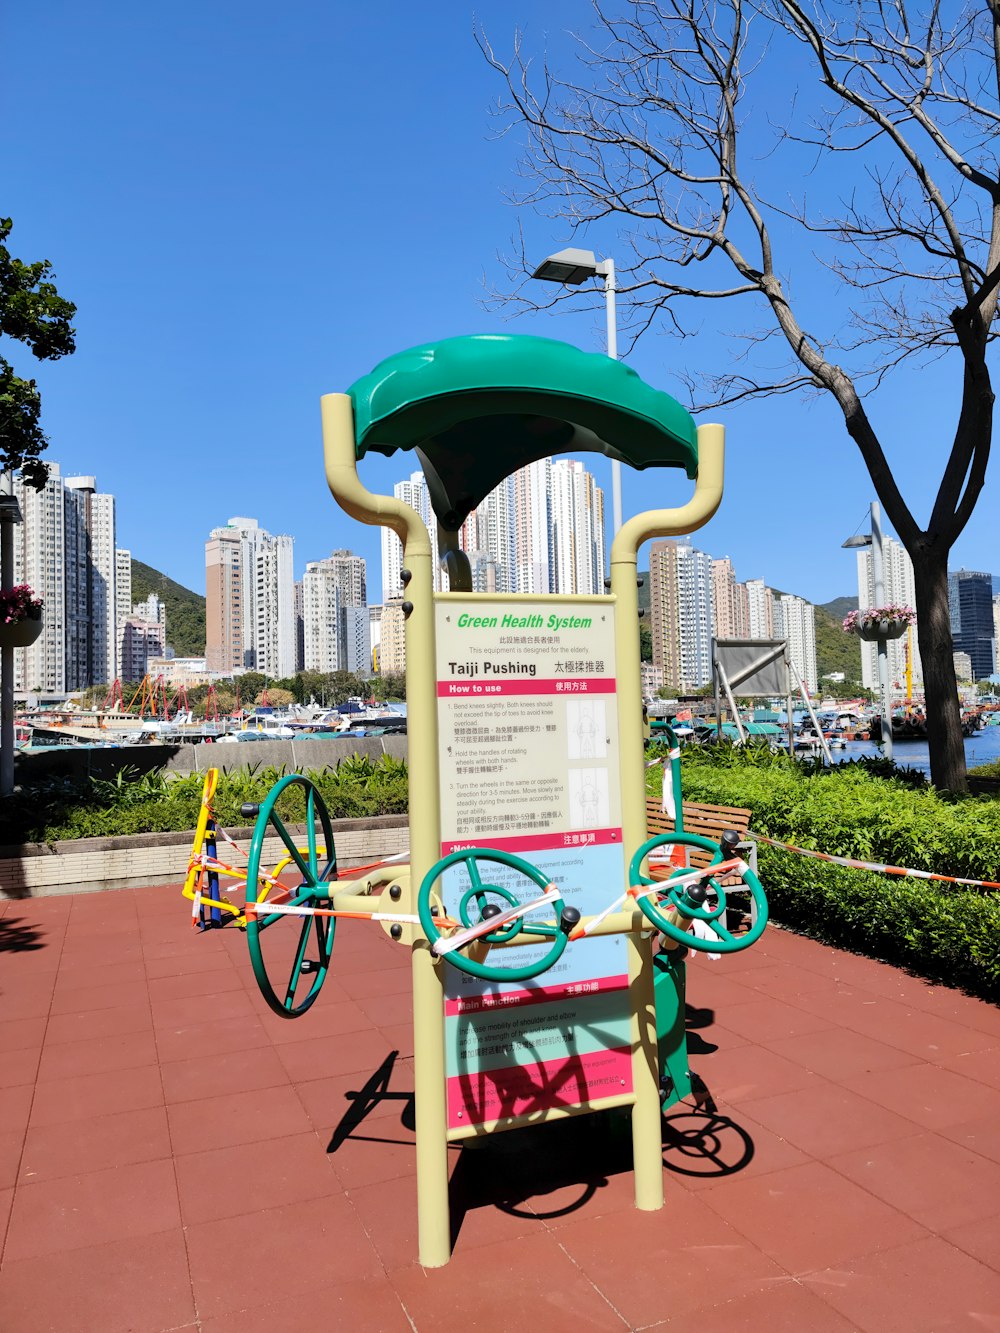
[843,502,893,760]
[530,247,621,532]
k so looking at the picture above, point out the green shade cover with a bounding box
[347,334,698,529]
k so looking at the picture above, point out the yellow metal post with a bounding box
[322,394,451,1268]
[610,422,725,1211]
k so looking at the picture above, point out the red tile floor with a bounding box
[2,885,1000,1331]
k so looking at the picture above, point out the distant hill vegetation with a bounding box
[131,559,206,658]
[638,571,860,684]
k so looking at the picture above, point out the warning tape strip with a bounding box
[432,886,562,956]
[753,833,1000,891]
[569,859,746,941]
[628,858,746,904]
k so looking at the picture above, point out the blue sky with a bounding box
[5,1,996,607]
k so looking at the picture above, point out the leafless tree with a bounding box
[481,0,1000,791]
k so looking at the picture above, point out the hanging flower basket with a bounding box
[0,585,44,648]
[842,605,915,642]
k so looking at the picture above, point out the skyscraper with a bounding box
[205,517,295,677]
[712,557,750,638]
[744,579,775,639]
[381,472,442,600]
[302,550,368,675]
[949,569,994,681]
[649,541,714,692]
[115,549,132,678]
[13,465,118,692]
[380,457,606,601]
[773,594,818,692]
[549,459,606,595]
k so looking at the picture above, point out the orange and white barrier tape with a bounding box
[753,834,1000,891]
[432,886,562,956]
[568,859,745,941]
[628,858,746,904]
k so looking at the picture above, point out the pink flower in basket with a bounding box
[842,604,916,633]
[0,584,43,626]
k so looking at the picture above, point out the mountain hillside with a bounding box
[638,571,862,683]
[130,560,206,658]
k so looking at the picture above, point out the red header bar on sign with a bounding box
[441,827,622,857]
[437,677,616,698]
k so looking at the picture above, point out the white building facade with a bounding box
[13,465,119,692]
[855,536,922,692]
[773,593,818,692]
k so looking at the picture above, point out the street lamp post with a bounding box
[0,476,22,796]
[843,501,894,760]
[530,248,622,532]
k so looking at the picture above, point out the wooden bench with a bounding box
[644,797,755,881]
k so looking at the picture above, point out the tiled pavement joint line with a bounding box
[552,1235,632,1329]
[341,1184,419,1330]
[152,889,211,1332]
[0,898,69,1268]
[629,1274,817,1332]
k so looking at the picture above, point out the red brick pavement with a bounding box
[2,886,1000,1331]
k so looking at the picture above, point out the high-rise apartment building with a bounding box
[344,606,371,675]
[381,472,443,601]
[205,517,295,677]
[856,537,923,691]
[302,550,368,675]
[380,458,606,602]
[378,598,407,676]
[205,526,244,673]
[12,465,118,692]
[514,459,553,594]
[773,594,818,692]
[549,459,606,595]
[744,579,775,639]
[712,558,750,639]
[64,477,117,686]
[949,569,994,681]
[115,549,132,676]
[649,541,714,692]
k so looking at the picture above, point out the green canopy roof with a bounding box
[347,334,698,529]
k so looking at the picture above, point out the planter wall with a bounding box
[0,813,409,900]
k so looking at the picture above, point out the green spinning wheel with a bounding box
[418,847,579,982]
[628,831,768,953]
[245,774,338,1017]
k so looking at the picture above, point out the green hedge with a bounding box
[653,746,1000,1000]
[1,757,409,845]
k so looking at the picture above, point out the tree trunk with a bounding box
[911,547,967,792]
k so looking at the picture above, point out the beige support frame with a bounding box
[322,392,724,1267]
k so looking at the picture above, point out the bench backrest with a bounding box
[644,796,752,869]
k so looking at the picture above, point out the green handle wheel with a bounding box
[418,847,576,982]
[628,831,767,953]
[246,774,338,1017]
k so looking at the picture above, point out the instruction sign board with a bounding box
[435,596,631,1131]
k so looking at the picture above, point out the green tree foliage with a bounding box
[639,622,652,663]
[257,687,294,707]
[130,559,206,658]
[0,218,76,487]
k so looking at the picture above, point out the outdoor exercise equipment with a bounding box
[244,774,339,1017]
[229,332,769,1266]
[628,829,768,951]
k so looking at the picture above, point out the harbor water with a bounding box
[830,725,1000,779]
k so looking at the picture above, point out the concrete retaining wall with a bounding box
[0,813,410,900]
[13,735,408,783]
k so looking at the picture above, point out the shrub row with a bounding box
[655,745,1000,1000]
[2,757,409,846]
